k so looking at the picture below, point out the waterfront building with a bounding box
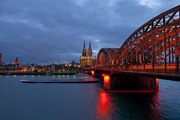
[0,64,16,72]
[80,41,96,68]
[0,53,2,64]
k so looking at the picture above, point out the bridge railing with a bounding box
[94,67,180,75]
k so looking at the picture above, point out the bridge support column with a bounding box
[151,32,155,71]
[103,74,159,91]
[175,28,179,73]
[163,28,167,72]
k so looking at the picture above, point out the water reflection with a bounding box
[13,75,16,77]
[0,75,179,120]
[96,91,115,120]
[95,90,162,120]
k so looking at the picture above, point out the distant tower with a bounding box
[0,53,2,64]
[82,40,86,56]
[15,57,19,65]
[88,42,92,56]
[72,59,75,65]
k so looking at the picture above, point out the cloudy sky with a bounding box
[0,0,179,64]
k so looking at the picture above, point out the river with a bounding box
[0,74,180,120]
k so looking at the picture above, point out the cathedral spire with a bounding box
[83,40,86,49]
[88,41,92,56]
[89,42,91,49]
[82,40,86,56]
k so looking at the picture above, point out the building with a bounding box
[80,41,96,68]
[0,53,2,64]
[15,57,19,65]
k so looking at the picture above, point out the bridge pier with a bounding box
[91,69,111,80]
[103,74,159,91]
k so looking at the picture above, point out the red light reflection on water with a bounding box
[96,91,114,120]
[156,78,159,90]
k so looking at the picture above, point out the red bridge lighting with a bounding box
[91,70,94,76]
[104,75,110,90]
[104,75,110,83]
[102,74,105,77]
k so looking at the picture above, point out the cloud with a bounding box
[137,0,161,8]
[0,0,179,64]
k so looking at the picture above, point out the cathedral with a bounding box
[80,41,96,68]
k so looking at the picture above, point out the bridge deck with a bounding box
[93,68,180,81]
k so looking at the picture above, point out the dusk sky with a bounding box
[0,0,179,64]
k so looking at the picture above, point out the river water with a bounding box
[0,74,180,120]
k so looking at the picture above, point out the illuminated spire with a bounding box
[89,42,91,49]
[83,40,86,49]
[88,41,92,56]
[82,40,86,56]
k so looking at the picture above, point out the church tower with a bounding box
[88,42,92,56]
[82,40,86,56]
[15,57,19,65]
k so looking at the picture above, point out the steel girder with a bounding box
[112,5,180,72]
[96,48,119,67]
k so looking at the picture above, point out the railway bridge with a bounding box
[91,5,180,91]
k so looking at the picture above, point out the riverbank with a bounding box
[0,72,77,75]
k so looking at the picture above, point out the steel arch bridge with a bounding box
[96,5,180,73]
[96,48,119,67]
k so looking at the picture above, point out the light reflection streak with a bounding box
[96,91,114,120]
[95,90,161,120]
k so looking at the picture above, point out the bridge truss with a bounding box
[96,48,119,67]
[96,5,180,72]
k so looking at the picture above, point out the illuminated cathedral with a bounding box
[80,41,96,68]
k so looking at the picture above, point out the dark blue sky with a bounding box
[0,0,179,64]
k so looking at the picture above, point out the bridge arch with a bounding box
[96,48,119,67]
[112,5,180,72]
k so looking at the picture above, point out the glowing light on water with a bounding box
[96,92,113,120]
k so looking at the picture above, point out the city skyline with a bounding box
[0,0,179,64]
